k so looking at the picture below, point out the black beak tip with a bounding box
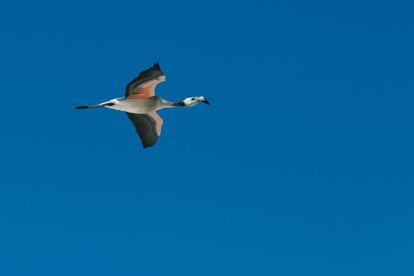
[203,99,210,105]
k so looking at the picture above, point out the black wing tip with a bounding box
[153,61,161,70]
[142,140,158,149]
[142,137,159,149]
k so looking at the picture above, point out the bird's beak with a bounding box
[201,98,210,105]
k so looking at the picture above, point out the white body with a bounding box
[103,98,155,114]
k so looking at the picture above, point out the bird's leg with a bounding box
[75,101,115,110]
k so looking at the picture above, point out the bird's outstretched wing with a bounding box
[125,62,165,99]
[126,111,163,148]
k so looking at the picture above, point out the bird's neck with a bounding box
[171,101,186,107]
[160,99,186,109]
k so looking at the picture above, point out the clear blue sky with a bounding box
[0,0,413,275]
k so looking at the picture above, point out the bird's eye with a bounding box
[191,98,195,100]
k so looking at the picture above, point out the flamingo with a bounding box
[75,62,209,148]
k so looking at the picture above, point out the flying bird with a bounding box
[75,62,209,148]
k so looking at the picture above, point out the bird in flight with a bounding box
[75,62,209,148]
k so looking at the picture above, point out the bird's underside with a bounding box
[105,97,162,114]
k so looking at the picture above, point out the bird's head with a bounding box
[183,96,210,107]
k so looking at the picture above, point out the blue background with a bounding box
[0,0,413,275]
